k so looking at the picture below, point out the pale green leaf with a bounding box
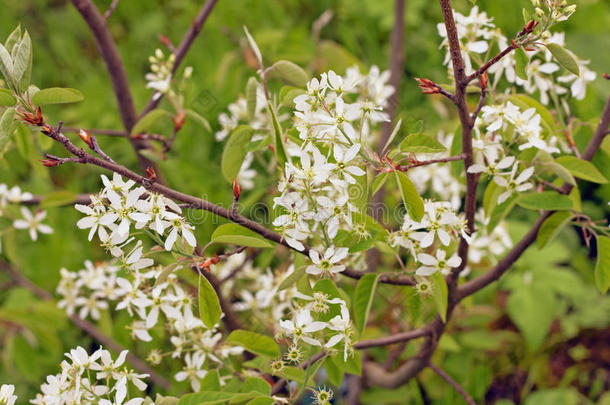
[267,102,287,166]
[394,171,424,221]
[198,275,222,328]
[545,43,579,76]
[353,273,378,335]
[537,211,573,249]
[278,266,306,291]
[272,60,308,87]
[370,172,390,196]
[211,223,274,248]
[32,87,84,106]
[555,156,608,184]
[0,89,16,106]
[399,133,446,154]
[517,192,574,211]
[185,108,211,132]
[515,48,528,81]
[430,272,448,322]
[506,286,555,350]
[221,125,254,183]
[0,107,16,159]
[130,108,170,135]
[226,330,280,358]
[178,391,235,405]
[595,236,610,294]
[246,76,259,120]
[0,43,13,87]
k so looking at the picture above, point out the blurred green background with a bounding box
[0,0,609,403]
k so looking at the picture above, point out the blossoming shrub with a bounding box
[0,0,609,404]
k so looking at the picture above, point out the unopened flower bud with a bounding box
[78,129,95,149]
[40,158,61,167]
[155,48,164,59]
[173,111,186,131]
[480,71,488,90]
[233,178,241,201]
[146,166,157,181]
[415,77,441,95]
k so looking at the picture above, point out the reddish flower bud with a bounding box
[158,34,171,47]
[415,78,441,95]
[40,158,61,167]
[145,166,157,181]
[603,73,610,80]
[173,110,186,131]
[79,129,95,149]
[480,71,488,90]
[233,178,241,200]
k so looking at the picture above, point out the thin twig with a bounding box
[465,43,516,84]
[140,0,219,117]
[103,0,120,21]
[429,364,477,405]
[0,259,170,389]
[394,155,465,172]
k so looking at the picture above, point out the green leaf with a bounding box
[508,94,557,135]
[533,152,576,186]
[394,171,424,221]
[430,272,448,322]
[13,31,31,87]
[246,77,259,120]
[221,125,254,183]
[370,172,390,196]
[267,102,287,167]
[226,330,280,358]
[31,87,84,106]
[594,236,610,294]
[506,286,555,350]
[545,43,579,76]
[0,43,13,87]
[517,192,574,211]
[0,89,16,106]
[537,211,573,249]
[514,48,528,81]
[211,223,274,248]
[279,85,305,108]
[130,108,170,135]
[0,107,16,158]
[4,26,22,54]
[198,275,222,328]
[185,108,211,132]
[555,156,608,184]
[40,191,79,209]
[200,370,221,391]
[272,60,308,87]
[247,397,275,405]
[399,133,446,154]
[278,266,306,291]
[353,273,378,335]
[178,391,236,405]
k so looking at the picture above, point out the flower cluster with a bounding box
[439,4,594,106]
[390,201,467,276]
[0,385,17,405]
[0,184,53,243]
[279,292,353,361]
[56,259,244,391]
[145,48,176,99]
[273,68,392,260]
[30,346,147,405]
[75,174,196,254]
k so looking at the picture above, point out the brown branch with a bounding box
[465,43,517,84]
[378,0,406,154]
[429,363,477,405]
[139,0,219,117]
[103,0,120,21]
[394,154,465,172]
[354,326,431,349]
[70,0,159,173]
[0,259,171,390]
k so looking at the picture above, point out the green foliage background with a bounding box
[0,0,609,403]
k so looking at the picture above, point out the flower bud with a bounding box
[145,166,157,181]
[40,158,61,167]
[78,129,95,149]
[233,178,241,201]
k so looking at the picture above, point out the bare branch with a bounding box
[70,0,159,174]
[429,363,477,405]
[103,0,120,21]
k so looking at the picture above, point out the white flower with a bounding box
[164,214,197,251]
[0,384,17,405]
[325,304,352,361]
[175,352,207,392]
[493,163,535,204]
[13,207,53,241]
[279,308,327,346]
[306,246,349,276]
[416,249,462,276]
